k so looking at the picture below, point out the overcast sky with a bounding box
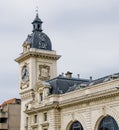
[0,0,119,103]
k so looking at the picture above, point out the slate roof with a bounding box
[87,72,119,86]
[32,13,42,24]
[48,72,119,94]
[48,75,89,94]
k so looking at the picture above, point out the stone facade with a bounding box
[23,78,119,130]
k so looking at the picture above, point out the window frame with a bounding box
[34,115,38,123]
[43,112,47,122]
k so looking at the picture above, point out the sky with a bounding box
[0,0,119,103]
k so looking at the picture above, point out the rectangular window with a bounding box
[40,93,43,101]
[44,112,47,121]
[0,118,7,123]
[34,115,37,123]
[26,117,28,124]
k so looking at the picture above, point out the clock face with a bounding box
[21,66,29,83]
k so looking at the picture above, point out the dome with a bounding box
[24,32,52,50]
[24,13,52,51]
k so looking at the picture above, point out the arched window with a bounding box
[70,121,84,130]
[37,24,40,29]
[98,116,119,130]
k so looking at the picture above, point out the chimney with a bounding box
[65,71,72,78]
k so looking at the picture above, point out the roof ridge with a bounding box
[0,98,16,107]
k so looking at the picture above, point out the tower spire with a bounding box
[32,1,43,32]
[32,7,43,32]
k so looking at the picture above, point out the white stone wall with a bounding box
[60,82,119,130]
[16,48,60,130]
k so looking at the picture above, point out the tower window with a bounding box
[44,112,47,121]
[34,115,37,123]
[33,25,35,29]
[40,93,43,101]
[38,24,40,29]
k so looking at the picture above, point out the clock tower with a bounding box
[15,13,60,130]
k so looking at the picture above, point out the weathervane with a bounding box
[36,6,39,14]
[35,0,39,14]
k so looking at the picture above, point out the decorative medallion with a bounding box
[38,65,50,81]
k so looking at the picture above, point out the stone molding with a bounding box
[25,88,119,115]
[59,88,119,108]
[15,51,61,63]
[25,101,59,114]
[20,89,33,101]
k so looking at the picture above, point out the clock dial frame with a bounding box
[21,65,29,83]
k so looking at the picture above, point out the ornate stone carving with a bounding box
[38,65,50,81]
[34,81,44,92]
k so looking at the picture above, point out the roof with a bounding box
[88,72,119,86]
[48,75,89,94]
[0,98,21,108]
[23,13,52,51]
[32,13,42,24]
[48,72,119,94]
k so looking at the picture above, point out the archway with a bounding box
[69,121,84,130]
[98,116,119,130]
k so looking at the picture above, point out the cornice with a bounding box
[20,89,34,101]
[15,51,61,63]
[59,88,119,108]
[25,101,59,114]
[88,78,119,89]
[20,88,33,95]
[25,88,119,114]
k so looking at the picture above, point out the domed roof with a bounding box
[24,13,52,51]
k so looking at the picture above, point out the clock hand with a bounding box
[22,69,26,79]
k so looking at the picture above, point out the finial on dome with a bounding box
[35,6,39,16]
